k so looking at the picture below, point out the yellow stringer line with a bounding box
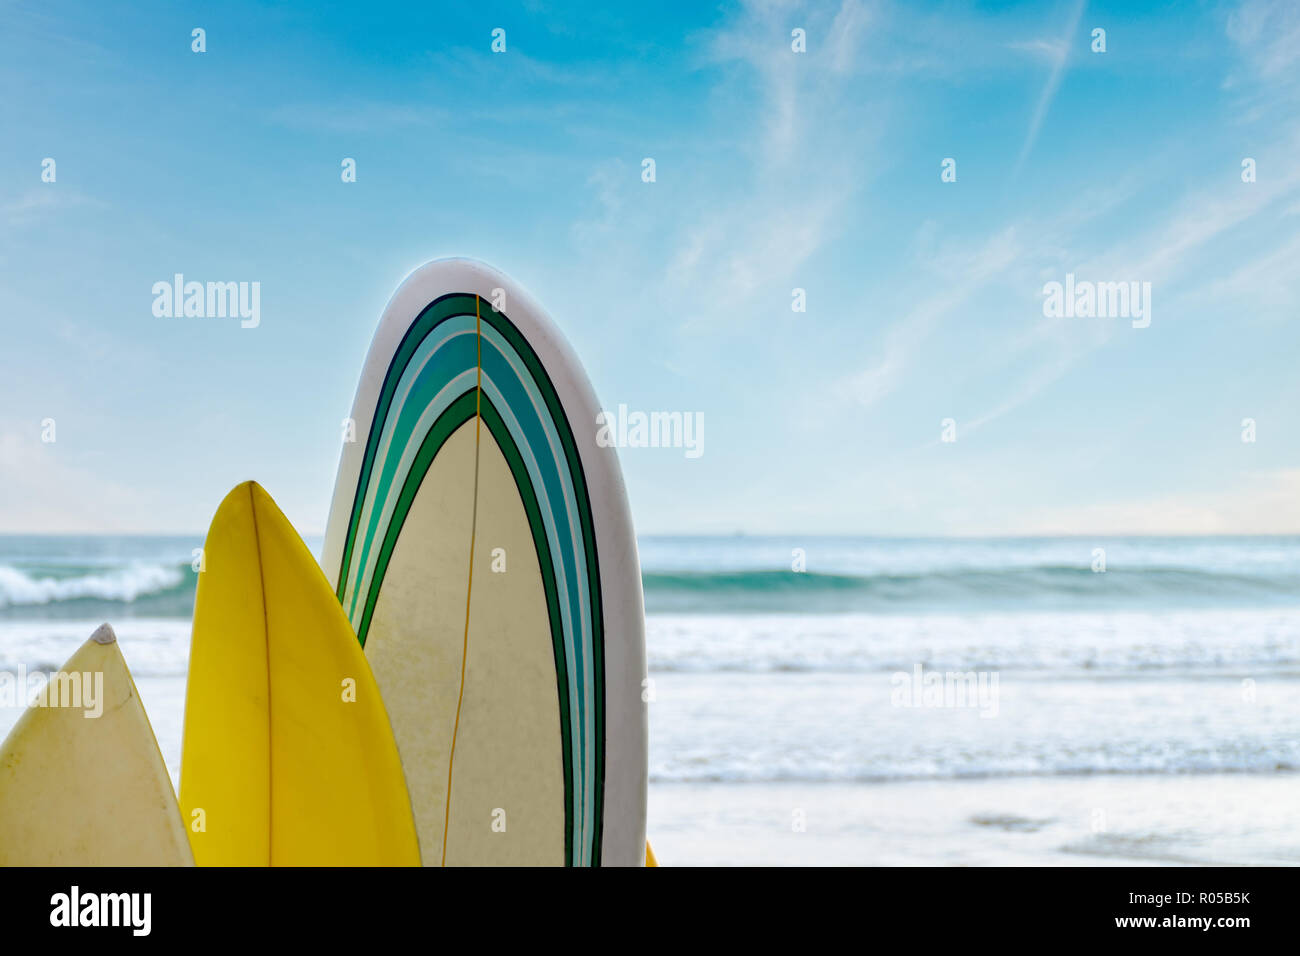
[442,294,481,866]
[246,483,274,867]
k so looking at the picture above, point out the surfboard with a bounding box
[179,481,419,866]
[323,258,647,866]
[0,623,193,866]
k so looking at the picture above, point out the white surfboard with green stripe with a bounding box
[323,258,647,866]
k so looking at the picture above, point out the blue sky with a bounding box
[2,0,1298,535]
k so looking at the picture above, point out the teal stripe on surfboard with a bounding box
[352,390,477,651]
[343,319,477,620]
[337,299,479,615]
[478,326,601,864]
[478,310,605,865]
[334,292,605,866]
[479,394,575,868]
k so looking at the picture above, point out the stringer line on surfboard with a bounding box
[246,482,275,856]
[442,293,481,866]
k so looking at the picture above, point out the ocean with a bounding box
[2,534,1298,866]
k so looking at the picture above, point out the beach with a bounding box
[2,534,1298,865]
[649,774,1300,866]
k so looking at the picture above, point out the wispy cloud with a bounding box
[1225,0,1300,100]
[1200,229,1300,316]
[1008,38,1068,61]
[1008,468,1300,535]
[661,0,882,318]
[265,100,440,133]
[958,153,1300,436]
[842,0,1300,438]
[1011,0,1087,179]
[0,424,156,533]
[839,226,1023,410]
[3,188,107,227]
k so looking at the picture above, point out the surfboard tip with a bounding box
[90,622,117,645]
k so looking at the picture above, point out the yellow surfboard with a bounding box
[0,624,193,866]
[180,481,419,866]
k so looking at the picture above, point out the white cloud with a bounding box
[1007,469,1300,535]
[1226,0,1300,88]
[838,0,1300,431]
[4,189,106,227]
[837,226,1024,410]
[265,100,439,133]
[0,425,159,533]
[1011,0,1087,178]
[661,0,882,319]
[1008,38,1067,62]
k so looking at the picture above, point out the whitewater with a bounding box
[1,533,1297,864]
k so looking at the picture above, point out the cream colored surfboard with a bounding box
[0,624,193,866]
[324,258,648,866]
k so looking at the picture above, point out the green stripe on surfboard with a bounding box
[479,306,606,865]
[479,394,576,867]
[337,294,479,603]
[354,390,477,647]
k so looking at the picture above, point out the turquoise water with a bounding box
[4,534,1300,618]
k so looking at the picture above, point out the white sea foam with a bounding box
[646,609,1300,674]
[646,670,1300,783]
[0,563,183,607]
[0,619,191,678]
